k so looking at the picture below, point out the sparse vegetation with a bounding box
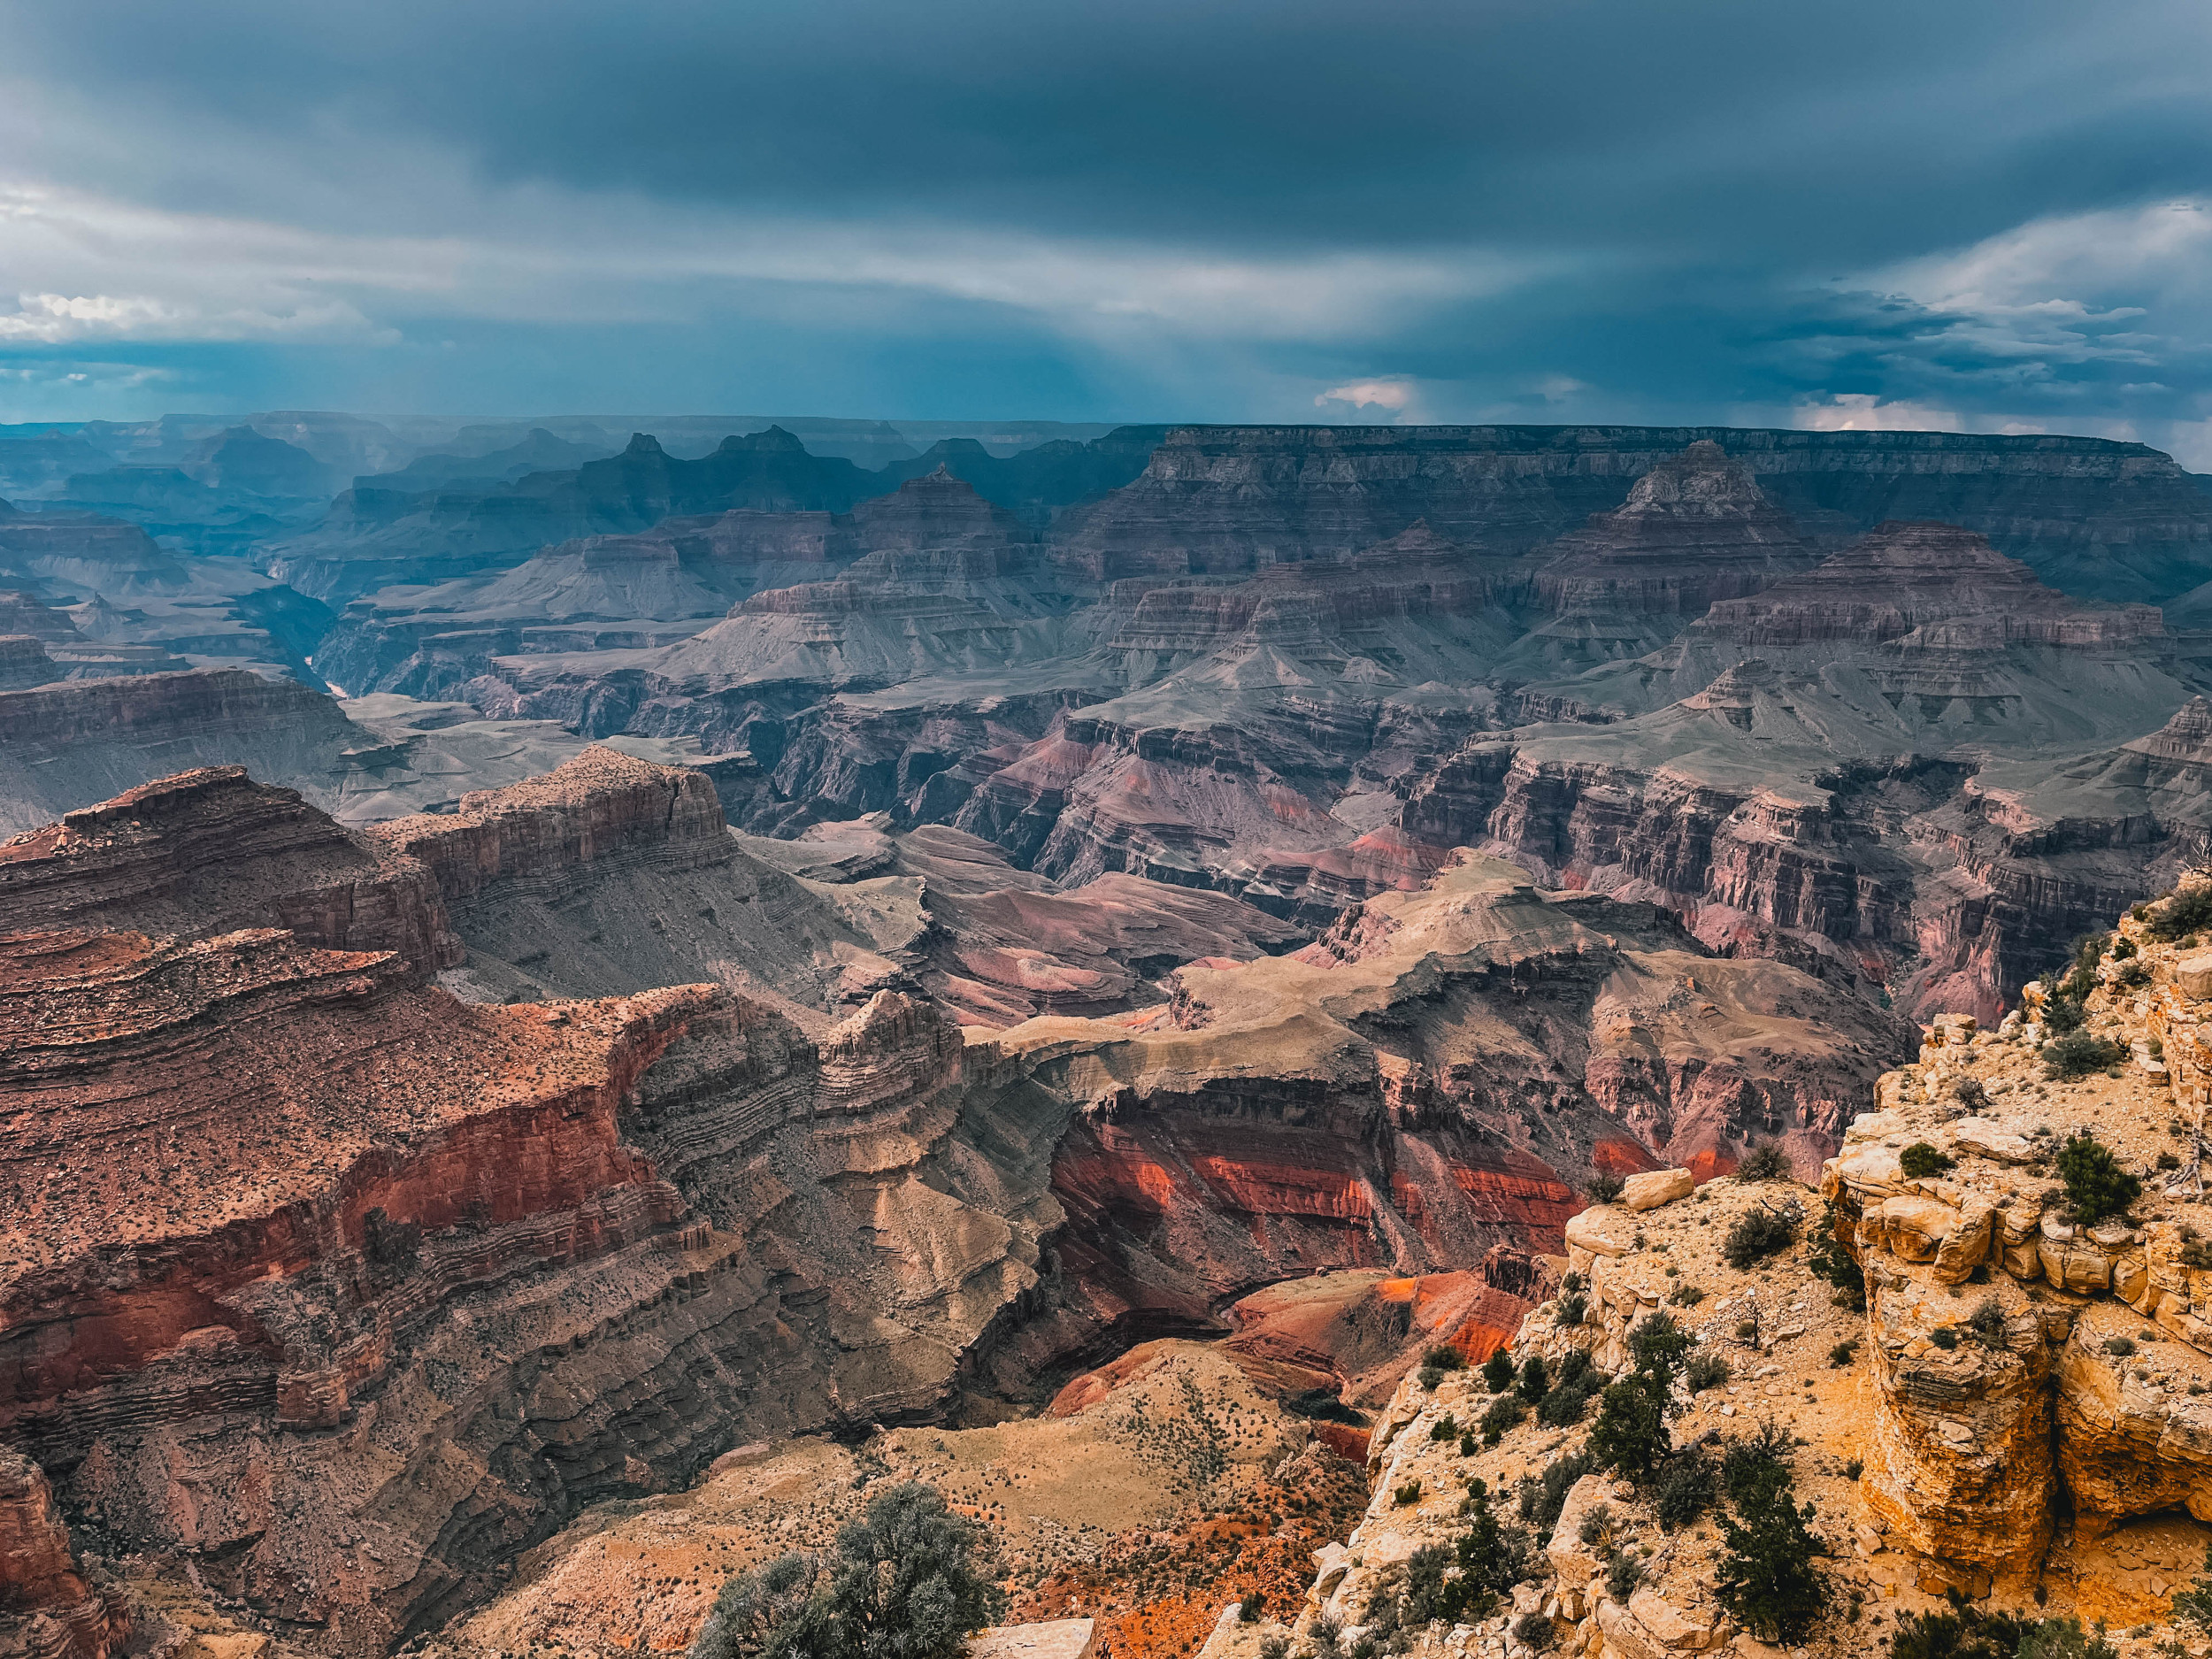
[1736,1141,1791,1182]
[1429,1413,1459,1442]
[1537,1350,1601,1427]
[1480,1394,1526,1445]
[1556,1292,1589,1325]
[1481,1348,1518,1394]
[1967,1298,2009,1350]
[2148,881,2212,942]
[1724,1205,1798,1269]
[1517,1451,1595,1534]
[1830,1340,1859,1368]
[1899,1141,1955,1179]
[1685,1348,1731,1393]
[1806,1202,1867,1310]
[1394,1479,1423,1506]
[1930,1327,1958,1350]
[1423,1344,1464,1372]
[687,1482,1003,1659]
[1713,1430,1826,1644]
[1585,1171,1625,1203]
[2058,1130,2140,1221]
[2103,1336,2137,1358]
[1516,1354,1550,1403]
[2043,1032,2127,1080]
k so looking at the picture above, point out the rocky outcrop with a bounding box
[0,636,55,693]
[1513,442,1818,672]
[367,746,877,1010]
[0,768,1070,1654]
[0,765,454,972]
[0,1451,125,1659]
[1819,899,2212,1587]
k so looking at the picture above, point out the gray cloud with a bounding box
[0,0,2208,457]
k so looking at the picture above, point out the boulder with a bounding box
[1621,1168,1695,1211]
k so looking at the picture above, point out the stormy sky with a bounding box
[2,0,2208,460]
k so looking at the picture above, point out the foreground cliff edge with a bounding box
[1206,879,2212,1659]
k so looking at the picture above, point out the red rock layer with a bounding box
[0,1451,125,1659]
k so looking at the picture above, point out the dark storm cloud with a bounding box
[1,0,2208,453]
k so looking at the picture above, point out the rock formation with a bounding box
[0,766,1069,1654]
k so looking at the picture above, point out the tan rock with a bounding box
[1566,1207,1635,1258]
[1621,1168,1695,1212]
[969,1620,1098,1659]
[1861,1264,2055,1576]
[1546,1473,1614,1586]
[1951,1118,2036,1164]
[2175,954,2212,999]
[1629,1587,1727,1650]
[1597,1596,1671,1659]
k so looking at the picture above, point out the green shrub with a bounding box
[1394,1479,1422,1506]
[2170,1542,2212,1629]
[1629,1311,1694,1390]
[1430,1413,1459,1441]
[1577,1503,1612,1548]
[1517,1354,1550,1403]
[1724,1207,1798,1269]
[1829,1340,1858,1368]
[689,1482,1003,1659]
[1713,1438,1826,1643]
[1930,1327,1958,1350]
[1605,1547,1642,1602]
[1238,1591,1263,1623]
[2016,1618,2120,1659]
[1806,1202,1867,1311]
[1459,1432,1477,1458]
[1538,1376,1597,1428]
[1482,1348,1518,1394]
[1736,1141,1791,1182]
[1966,1299,2008,1350]
[1516,1451,1594,1533]
[1685,1348,1731,1393]
[2044,1032,2126,1079]
[1899,1142,1955,1179]
[2058,1131,2140,1221]
[2148,882,2212,942]
[2042,993,2087,1035]
[1511,1611,1555,1652]
[2103,1336,2136,1357]
[1844,1459,1863,1480]
[1886,1596,2033,1659]
[1417,1363,1443,1391]
[1668,1282,1706,1307]
[1424,1344,1465,1371]
[1480,1394,1526,1445]
[1653,1449,1717,1531]
[1586,1171,1625,1203]
[1588,1375,1668,1483]
[1556,1292,1588,1326]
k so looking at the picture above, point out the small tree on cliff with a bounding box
[688,1482,1002,1659]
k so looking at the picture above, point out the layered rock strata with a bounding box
[964,853,1909,1386]
[0,769,1066,1654]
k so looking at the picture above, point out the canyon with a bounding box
[4,414,2212,1655]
